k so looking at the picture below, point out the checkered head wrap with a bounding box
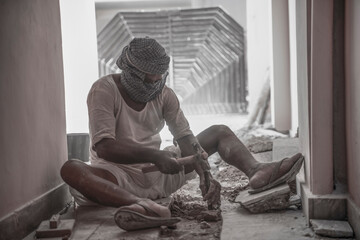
[116,37,170,103]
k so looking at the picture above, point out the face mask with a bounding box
[120,70,167,103]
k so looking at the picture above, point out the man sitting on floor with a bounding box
[60,37,303,231]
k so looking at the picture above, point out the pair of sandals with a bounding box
[115,154,304,231]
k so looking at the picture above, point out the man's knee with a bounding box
[208,124,232,137]
[60,159,84,183]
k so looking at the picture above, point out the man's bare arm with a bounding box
[94,138,182,174]
[177,134,221,209]
[176,135,196,154]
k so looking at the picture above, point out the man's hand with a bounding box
[195,164,221,209]
[153,151,183,174]
[202,178,221,209]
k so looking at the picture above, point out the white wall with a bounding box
[95,0,246,34]
[191,0,247,30]
[246,0,271,113]
[60,0,99,133]
[96,0,192,33]
[0,0,67,219]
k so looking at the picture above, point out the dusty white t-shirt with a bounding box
[87,74,192,164]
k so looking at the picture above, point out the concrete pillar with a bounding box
[269,0,291,131]
[309,0,333,195]
[296,0,348,225]
[345,2,360,235]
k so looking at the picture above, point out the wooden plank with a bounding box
[36,219,75,239]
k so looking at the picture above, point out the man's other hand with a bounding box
[202,178,221,209]
[153,151,183,174]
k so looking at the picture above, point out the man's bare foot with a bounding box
[249,153,303,190]
[119,199,171,218]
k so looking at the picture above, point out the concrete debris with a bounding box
[303,232,314,238]
[170,194,208,221]
[198,210,222,222]
[200,221,211,229]
[171,196,222,222]
[289,195,301,206]
[246,136,273,153]
[159,225,173,236]
[235,184,291,213]
[168,174,222,239]
[235,126,288,153]
[167,224,177,229]
[310,219,354,238]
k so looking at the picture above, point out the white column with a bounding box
[60,0,99,133]
[246,0,271,115]
[288,0,299,137]
[269,0,291,131]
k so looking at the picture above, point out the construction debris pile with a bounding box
[167,179,222,239]
[164,124,303,239]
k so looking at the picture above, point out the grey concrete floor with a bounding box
[220,200,355,240]
[221,201,313,240]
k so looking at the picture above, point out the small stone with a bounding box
[200,221,211,229]
[303,233,313,237]
[160,226,172,236]
[167,224,177,229]
[310,219,354,238]
[287,205,298,210]
[289,195,301,205]
[246,137,273,153]
[192,231,209,236]
[240,176,248,180]
[197,210,222,222]
[215,160,221,165]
